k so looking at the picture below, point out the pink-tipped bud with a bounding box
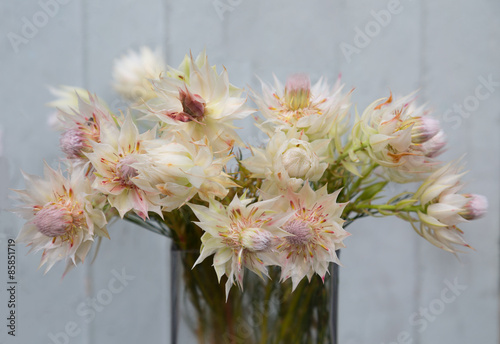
[241,227,273,252]
[284,219,312,245]
[179,87,206,120]
[284,74,311,110]
[411,116,441,144]
[117,155,139,184]
[421,130,446,158]
[460,194,488,220]
[60,128,89,159]
[33,204,73,237]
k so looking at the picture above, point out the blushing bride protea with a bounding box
[189,195,292,297]
[253,73,351,141]
[133,132,238,211]
[113,46,165,102]
[242,129,329,195]
[413,161,487,253]
[85,115,162,220]
[12,163,108,274]
[357,93,444,182]
[143,51,254,153]
[277,183,349,290]
[12,47,489,344]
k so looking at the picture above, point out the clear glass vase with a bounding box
[170,244,339,344]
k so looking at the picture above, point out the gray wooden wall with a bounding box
[0,1,498,343]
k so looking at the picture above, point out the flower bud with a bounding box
[60,128,89,159]
[33,204,73,237]
[284,74,311,110]
[411,116,440,144]
[282,147,315,178]
[179,87,206,120]
[241,227,273,252]
[421,130,446,158]
[460,194,488,220]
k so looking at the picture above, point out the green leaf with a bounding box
[356,181,388,201]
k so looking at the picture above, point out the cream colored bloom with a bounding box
[276,184,349,290]
[13,163,108,274]
[143,51,254,153]
[47,86,94,130]
[253,74,351,140]
[242,130,329,195]
[113,46,165,102]
[133,132,237,211]
[86,116,162,219]
[360,93,444,182]
[189,195,292,298]
[55,93,117,164]
[414,162,487,252]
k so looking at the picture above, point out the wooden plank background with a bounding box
[0,1,498,343]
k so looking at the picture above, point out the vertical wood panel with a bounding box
[1,1,498,343]
[418,0,500,343]
[332,1,422,343]
[0,1,88,343]
[83,1,169,343]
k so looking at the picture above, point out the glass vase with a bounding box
[170,244,339,344]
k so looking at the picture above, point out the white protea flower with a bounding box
[85,116,162,220]
[55,93,117,164]
[133,132,237,211]
[143,51,254,153]
[47,86,99,130]
[414,162,487,252]
[359,93,444,182]
[253,74,351,140]
[242,130,329,196]
[12,163,108,274]
[113,46,166,102]
[189,195,292,298]
[276,183,349,290]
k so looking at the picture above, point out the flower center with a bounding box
[33,204,73,237]
[178,87,206,121]
[240,227,273,252]
[284,74,311,110]
[117,155,139,185]
[60,128,89,159]
[284,219,312,245]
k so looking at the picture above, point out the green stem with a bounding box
[276,281,307,342]
[344,163,378,201]
[332,142,368,168]
[259,279,274,344]
[353,203,422,212]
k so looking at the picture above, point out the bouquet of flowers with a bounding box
[12,48,487,344]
